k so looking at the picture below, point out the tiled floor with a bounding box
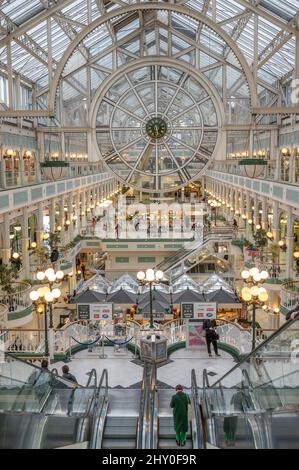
[157,348,235,388]
[52,347,143,388]
[50,346,236,389]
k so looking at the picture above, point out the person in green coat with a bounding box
[170,384,191,446]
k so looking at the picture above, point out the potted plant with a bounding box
[0,264,19,311]
[253,228,268,262]
[238,158,267,178]
[40,160,69,181]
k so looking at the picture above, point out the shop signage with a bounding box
[90,303,113,321]
[77,303,113,321]
[77,304,90,320]
[181,302,217,320]
[143,312,165,320]
[181,303,194,319]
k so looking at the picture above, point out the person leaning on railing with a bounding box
[286,305,299,321]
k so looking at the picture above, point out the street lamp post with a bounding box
[30,268,64,357]
[30,287,62,357]
[137,269,164,329]
[241,267,269,350]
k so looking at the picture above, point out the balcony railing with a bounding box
[0,304,8,329]
[281,281,299,312]
[0,282,32,322]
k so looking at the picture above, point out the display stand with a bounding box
[113,342,127,356]
[98,335,107,359]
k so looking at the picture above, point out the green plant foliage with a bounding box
[0,264,19,294]
[253,229,268,249]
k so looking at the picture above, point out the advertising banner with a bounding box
[77,304,90,321]
[90,303,113,321]
[77,303,113,321]
[181,302,217,320]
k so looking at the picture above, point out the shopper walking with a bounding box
[205,326,221,357]
[170,384,190,447]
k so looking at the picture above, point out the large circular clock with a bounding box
[145,117,168,140]
[95,63,220,192]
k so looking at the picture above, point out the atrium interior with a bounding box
[0,0,298,451]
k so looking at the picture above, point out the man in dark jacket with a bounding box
[170,385,190,447]
[62,365,78,384]
[205,327,221,357]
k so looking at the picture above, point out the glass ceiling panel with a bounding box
[0,0,298,83]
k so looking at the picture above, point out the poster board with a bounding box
[181,302,217,320]
[77,303,113,321]
[182,303,217,349]
[77,304,90,320]
[186,320,206,348]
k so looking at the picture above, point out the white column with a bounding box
[67,193,74,242]
[272,201,280,243]
[36,202,44,247]
[286,206,294,278]
[2,213,11,264]
[245,192,251,239]
[261,197,268,230]
[81,191,87,229]
[59,196,67,245]
[253,194,259,227]
[21,207,30,278]
[49,198,56,234]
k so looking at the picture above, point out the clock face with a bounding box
[145,117,167,139]
[95,64,219,192]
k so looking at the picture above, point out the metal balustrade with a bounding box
[1,317,258,357]
[0,282,32,323]
[281,281,299,311]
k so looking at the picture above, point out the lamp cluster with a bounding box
[30,285,61,304]
[36,268,64,283]
[241,267,269,304]
[30,268,64,304]
[137,269,164,283]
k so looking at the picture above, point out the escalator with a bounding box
[100,389,141,449]
[147,367,203,449]
[157,389,193,449]
[199,315,299,449]
[0,354,98,449]
[90,365,148,449]
[155,227,234,278]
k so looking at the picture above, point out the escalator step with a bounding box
[158,438,193,449]
[104,426,137,438]
[102,438,136,449]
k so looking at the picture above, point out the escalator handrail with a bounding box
[253,369,299,389]
[201,369,218,447]
[203,368,210,390]
[211,316,299,387]
[191,369,203,449]
[74,370,102,443]
[136,367,146,449]
[86,368,97,388]
[156,230,233,269]
[136,363,152,449]
[149,364,158,450]
[89,369,109,449]
[67,368,98,417]
[4,351,84,389]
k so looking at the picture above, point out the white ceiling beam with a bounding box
[252,106,299,115]
[232,0,299,36]
[0,109,54,117]
[53,13,86,29]
[0,0,75,47]
[218,11,252,27]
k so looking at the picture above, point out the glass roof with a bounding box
[0,0,297,84]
